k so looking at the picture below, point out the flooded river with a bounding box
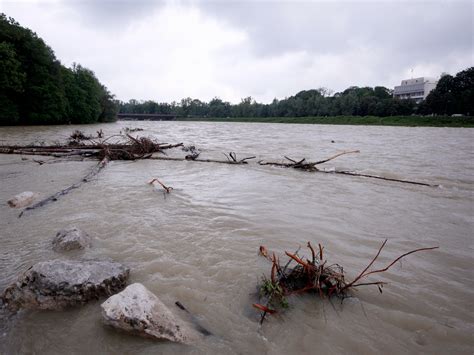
[0,121,473,354]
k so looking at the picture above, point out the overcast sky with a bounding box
[1,0,472,103]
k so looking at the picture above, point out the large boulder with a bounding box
[101,283,200,344]
[52,227,91,251]
[1,260,129,311]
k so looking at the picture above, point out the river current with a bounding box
[0,121,473,354]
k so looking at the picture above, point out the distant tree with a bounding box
[209,97,231,117]
[424,74,455,115]
[373,86,392,100]
[359,96,378,116]
[98,85,118,122]
[316,87,334,97]
[452,67,474,115]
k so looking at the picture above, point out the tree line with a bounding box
[0,14,117,125]
[120,67,473,119]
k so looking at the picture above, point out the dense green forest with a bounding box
[0,14,117,125]
[120,67,474,119]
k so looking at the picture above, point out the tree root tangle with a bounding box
[254,241,439,324]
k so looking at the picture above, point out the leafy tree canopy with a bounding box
[0,13,118,125]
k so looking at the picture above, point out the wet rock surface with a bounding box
[1,260,129,311]
[101,283,200,344]
[7,191,38,208]
[52,227,91,251]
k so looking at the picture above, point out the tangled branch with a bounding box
[254,240,438,324]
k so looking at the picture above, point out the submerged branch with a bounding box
[148,178,173,193]
[18,157,109,218]
[322,170,437,187]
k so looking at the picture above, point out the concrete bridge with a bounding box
[117,113,176,121]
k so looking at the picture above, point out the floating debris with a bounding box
[254,240,438,324]
[149,178,173,193]
[123,127,144,133]
[69,130,91,141]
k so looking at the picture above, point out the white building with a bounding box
[393,77,438,102]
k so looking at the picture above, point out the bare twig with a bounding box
[148,178,173,193]
[224,152,256,164]
[344,245,440,290]
[343,239,388,289]
[313,150,360,165]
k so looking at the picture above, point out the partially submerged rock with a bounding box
[7,191,39,208]
[52,227,91,251]
[101,283,200,344]
[1,260,129,311]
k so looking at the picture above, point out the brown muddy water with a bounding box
[0,121,473,354]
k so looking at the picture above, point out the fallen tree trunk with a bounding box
[0,143,183,152]
[258,150,437,186]
[0,148,98,157]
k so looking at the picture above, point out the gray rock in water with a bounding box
[7,191,39,208]
[52,227,91,251]
[1,260,129,311]
[101,283,200,344]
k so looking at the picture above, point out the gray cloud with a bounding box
[66,0,165,28]
[1,0,472,102]
[195,0,473,95]
[198,1,473,58]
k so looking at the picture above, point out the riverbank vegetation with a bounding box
[177,115,474,127]
[0,14,117,125]
[119,67,473,125]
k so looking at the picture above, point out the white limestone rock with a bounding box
[1,260,129,311]
[52,227,91,251]
[101,283,200,344]
[7,191,39,208]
